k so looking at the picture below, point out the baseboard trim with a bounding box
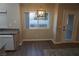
[52,40,79,44]
[19,39,53,46]
[51,40,62,44]
[19,39,79,45]
[23,39,52,41]
[19,41,23,46]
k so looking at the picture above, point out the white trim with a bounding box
[52,39,79,44]
[19,41,23,46]
[0,35,13,37]
[51,40,64,44]
[19,39,79,45]
[23,39,52,41]
[19,39,53,46]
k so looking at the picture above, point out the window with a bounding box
[25,11,49,29]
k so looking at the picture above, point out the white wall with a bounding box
[0,3,20,28]
[53,4,59,40]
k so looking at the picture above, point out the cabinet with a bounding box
[7,4,20,28]
[0,4,8,28]
[0,3,20,28]
[2,35,14,50]
[0,32,20,50]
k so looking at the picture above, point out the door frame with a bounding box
[61,10,79,43]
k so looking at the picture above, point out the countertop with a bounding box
[0,29,19,35]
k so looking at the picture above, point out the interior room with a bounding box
[0,3,79,56]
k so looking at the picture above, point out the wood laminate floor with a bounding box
[6,40,79,56]
[6,40,53,56]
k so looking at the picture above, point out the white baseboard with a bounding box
[51,40,63,44]
[19,41,23,46]
[23,39,52,41]
[19,39,53,46]
[52,39,79,44]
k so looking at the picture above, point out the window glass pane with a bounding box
[25,12,29,29]
[38,13,49,28]
[65,14,74,40]
[38,20,49,28]
[29,12,38,29]
[25,11,49,29]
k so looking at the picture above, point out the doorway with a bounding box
[62,10,79,42]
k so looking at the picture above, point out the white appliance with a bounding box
[0,35,15,50]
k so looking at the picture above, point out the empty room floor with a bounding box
[6,40,79,56]
[6,40,53,56]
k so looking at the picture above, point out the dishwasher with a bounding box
[0,35,15,50]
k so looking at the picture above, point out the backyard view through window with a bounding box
[25,11,49,29]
